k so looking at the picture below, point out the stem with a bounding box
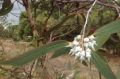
[81,0,97,47]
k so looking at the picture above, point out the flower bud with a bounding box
[76,35,81,40]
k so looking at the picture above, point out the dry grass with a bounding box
[0,38,120,79]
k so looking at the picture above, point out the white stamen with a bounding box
[75,52,80,59]
[69,34,97,62]
[76,35,81,40]
[75,46,82,52]
[84,43,89,48]
[91,40,97,45]
[88,42,94,48]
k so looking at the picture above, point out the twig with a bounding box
[51,25,77,41]
[81,0,97,46]
[16,0,24,6]
[49,32,54,42]
[28,60,38,79]
[10,12,19,17]
[44,0,55,24]
[97,1,120,9]
[112,0,120,19]
[16,1,22,12]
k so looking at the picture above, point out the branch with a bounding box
[55,0,94,3]
[81,0,97,45]
[69,3,92,13]
[48,13,76,33]
[16,0,24,6]
[51,24,77,41]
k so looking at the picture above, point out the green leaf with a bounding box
[94,20,120,50]
[51,47,71,58]
[91,52,116,79]
[0,40,69,66]
[117,69,120,79]
[94,20,120,35]
[0,0,13,16]
[91,20,120,79]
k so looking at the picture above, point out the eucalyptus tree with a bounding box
[0,0,120,79]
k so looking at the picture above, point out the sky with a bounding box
[7,0,25,25]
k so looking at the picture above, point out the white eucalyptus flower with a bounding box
[79,51,85,61]
[86,51,91,57]
[75,35,81,41]
[88,35,95,41]
[84,37,89,43]
[86,51,91,62]
[69,49,74,55]
[84,43,89,48]
[84,50,91,62]
[80,56,85,62]
[75,46,82,52]
[70,47,76,55]
[69,34,97,62]
[75,52,80,59]
[81,51,85,56]
[86,48,91,52]
[72,40,79,46]
[86,56,91,62]
[91,40,97,46]
[88,42,95,50]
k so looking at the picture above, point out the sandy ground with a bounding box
[0,38,120,79]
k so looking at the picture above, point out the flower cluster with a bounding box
[68,35,97,62]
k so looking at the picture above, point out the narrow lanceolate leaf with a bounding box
[0,40,69,66]
[51,47,71,58]
[0,0,13,16]
[94,20,120,35]
[94,20,120,50]
[91,52,116,79]
[91,20,120,79]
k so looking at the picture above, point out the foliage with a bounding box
[19,12,33,40]
[51,47,71,58]
[0,20,120,79]
[0,0,120,79]
[0,0,13,16]
[0,40,68,66]
[92,52,116,79]
[7,25,20,41]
